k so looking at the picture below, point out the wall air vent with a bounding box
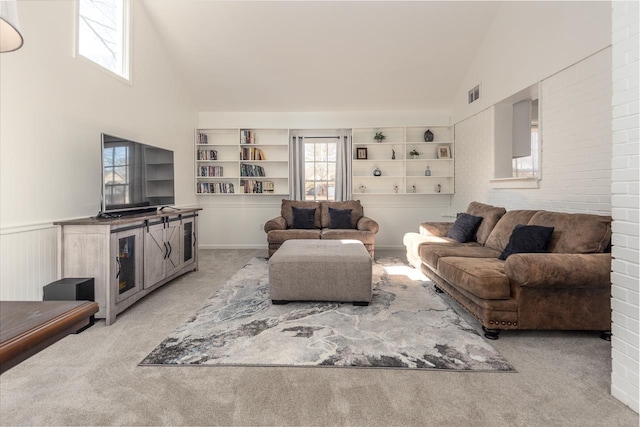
[468,84,480,104]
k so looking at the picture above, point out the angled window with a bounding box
[77,0,130,80]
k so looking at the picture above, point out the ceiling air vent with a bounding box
[468,84,480,104]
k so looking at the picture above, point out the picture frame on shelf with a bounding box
[356,147,368,160]
[437,146,451,159]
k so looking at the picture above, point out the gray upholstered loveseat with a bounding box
[404,202,612,339]
[264,200,379,257]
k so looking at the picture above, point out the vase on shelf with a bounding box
[425,166,431,176]
[424,129,434,142]
[373,167,382,177]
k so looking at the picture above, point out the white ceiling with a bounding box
[142,1,501,112]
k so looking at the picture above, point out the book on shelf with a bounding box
[197,149,217,160]
[240,163,265,177]
[197,182,235,194]
[197,133,208,144]
[240,129,256,144]
[199,165,224,177]
[239,179,274,194]
[240,147,265,160]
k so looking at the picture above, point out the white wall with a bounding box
[452,1,611,124]
[197,111,453,249]
[0,0,197,299]
[453,49,613,215]
[610,0,639,414]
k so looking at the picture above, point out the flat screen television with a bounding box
[101,133,175,215]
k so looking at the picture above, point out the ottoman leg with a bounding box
[352,301,369,306]
[271,300,289,305]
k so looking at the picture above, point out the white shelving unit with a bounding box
[352,126,454,195]
[195,128,289,195]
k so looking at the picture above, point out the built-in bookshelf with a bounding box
[195,128,289,195]
[351,126,454,195]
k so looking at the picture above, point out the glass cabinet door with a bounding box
[182,216,196,267]
[112,228,143,303]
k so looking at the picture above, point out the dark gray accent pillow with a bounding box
[447,213,483,243]
[329,207,353,229]
[291,206,316,229]
[499,224,555,260]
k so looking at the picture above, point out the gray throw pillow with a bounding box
[291,206,316,229]
[499,224,555,260]
[447,213,483,243]
[329,207,353,229]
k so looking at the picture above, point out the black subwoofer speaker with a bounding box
[43,278,95,331]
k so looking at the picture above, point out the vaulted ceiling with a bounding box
[142,1,502,112]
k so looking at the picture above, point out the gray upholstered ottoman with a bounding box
[269,239,373,306]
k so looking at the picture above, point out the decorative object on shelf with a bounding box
[358,184,367,193]
[423,129,434,142]
[373,167,382,177]
[425,165,431,176]
[356,147,368,160]
[391,149,395,160]
[374,132,386,143]
[409,149,420,159]
[393,185,399,194]
[437,146,451,159]
[435,184,442,193]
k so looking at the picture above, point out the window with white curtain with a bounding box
[77,0,130,80]
[304,138,337,201]
[290,130,352,201]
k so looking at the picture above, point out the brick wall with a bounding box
[452,48,613,215]
[611,0,639,414]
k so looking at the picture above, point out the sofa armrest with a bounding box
[419,222,453,237]
[357,216,379,234]
[264,216,287,233]
[505,253,611,288]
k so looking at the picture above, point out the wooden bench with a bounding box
[0,300,99,374]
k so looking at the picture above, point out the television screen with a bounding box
[101,133,175,214]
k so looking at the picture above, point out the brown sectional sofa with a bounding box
[264,200,379,257]
[404,202,612,339]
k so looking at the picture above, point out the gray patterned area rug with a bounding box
[140,257,514,372]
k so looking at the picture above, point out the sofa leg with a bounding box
[434,285,444,294]
[600,331,612,341]
[482,326,501,340]
[352,301,369,306]
[271,300,289,305]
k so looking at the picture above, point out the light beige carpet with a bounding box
[0,249,637,426]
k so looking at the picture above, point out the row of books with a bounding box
[240,180,274,194]
[240,163,265,177]
[197,133,208,144]
[198,166,223,177]
[197,149,217,160]
[240,146,265,160]
[197,182,234,194]
[240,129,256,144]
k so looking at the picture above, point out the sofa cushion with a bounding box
[438,257,511,300]
[465,202,507,245]
[485,210,540,252]
[329,207,354,229]
[498,224,555,260]
[321,201,363,228]
[403,232,460,256]
[527,211,611,254]
[321,229,375,245]
[447,213,483,243]
[291,206,317,229]
[281,200,321,229]
[267,229,321,244]
[419,244,500,270]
